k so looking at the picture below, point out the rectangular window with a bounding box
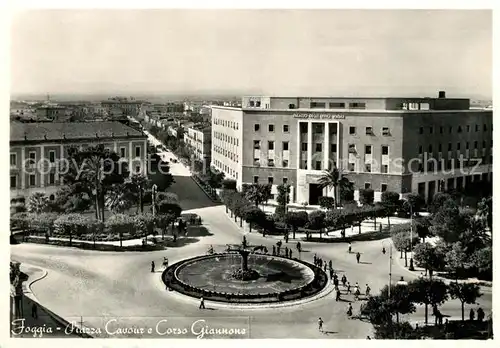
[300,123,308,133]
[10,175,17,188]
[253,140,261,149]
[440,126,444,134]
[466,142,470,150]
[310,102,326,108]
[329,102,345,108]
[428,144,433,153]
[268,141,275,150]
[438,143,442,152]
[49,150,56,163]
[466,125,471,132]
[476,124,480,132]
[366,127,373,135]
[382,127,390,136]
[458,126,462,133]
[282,141,289,151]
[381,184,388,192]
[349,102,366,109]
[135,146,141,157]
[382,145,389,155]
[331,144,337,152]
[253,176,259,184]
[253,158,260,166]
[315,161,322,170]
[268,124,274,132]
[348,144,356,153]
[348,163,355,172]
[482,141,486,149]
[474,141,478,149]
[448,143,452,151]
[457,142,461,150]
[49,173,55,185]
[349,126,356,135]
[10,153,16,166]
[283,125,289,133]
[484,124,487,131]
[419,145,423,154]
[256,101,261,107]
[365,163,371,172]
[120,147,126,157]
[268,177,274,185]
[282,160,289,168]
[254,124,260,131]
[268,159,275,167]
[429,126,433,134]
[381,165,388,173]
[419,127,424,134]
[29,174,36,187]
[364,182,371,189]
[315,143,322,152]
[365,145,372,154]
[283,177,288,184]
[301,143,308,151]
[449,126,453,133]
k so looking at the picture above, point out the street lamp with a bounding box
[151,184,158,244]
[404,199,415,271]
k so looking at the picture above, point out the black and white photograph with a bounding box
[7,5,494,340]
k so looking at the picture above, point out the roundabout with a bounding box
[163,237,328,304]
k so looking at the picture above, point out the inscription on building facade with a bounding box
[293,113,345,120]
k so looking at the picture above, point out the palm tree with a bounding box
[127,174,150,213]
[105,184,134,214]
[27,192,49,214]
[317,167,351,209]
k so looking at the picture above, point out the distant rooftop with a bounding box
[10,121,145,142]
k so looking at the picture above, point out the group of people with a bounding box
[313,254,332,272]
[272,244,293,258]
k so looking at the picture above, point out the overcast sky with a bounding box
[10,9,492,98]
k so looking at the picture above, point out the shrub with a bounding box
[105,214,138,237]
[359,189,375,205]
[54,214,101,238]
[222,179,237,190]
[318,196,335,210]
[134,213,156,236]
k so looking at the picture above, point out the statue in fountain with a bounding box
[225,237,267,281]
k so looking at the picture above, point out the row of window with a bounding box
[254,123,290,133]
[214,146,239,163]
[10,146,143,166]
[309,102,367,109]
[213,160,238,180]
[417,157,492,172]
[214,118,239,130]
[345,163,390,173]
[253,158,289,168]
[349,126,391,136]
[348,144,390,155]
[10,173,56,188]
[418,140,493,154]
[253,175,289,185]
[214,131,239,146]
[253,140,290,151]
[419,124,490,135]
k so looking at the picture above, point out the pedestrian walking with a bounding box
[477,307,485,322]
[296,242,302,253]
[323,263,327,272]
[365,284,371,296]
[272,245,276,255]
[470,308,475,321]
[199,297,205,309]
[356,252,361,264]
[346,282,351,294]
[328,260,333,271]
[346,303,353,318]
[289,250,293,259]
[334,277,339,288]
[335,287,341,301]
[329,268,334,279]
[313,254,317,265]
[284,233,289,243]
[382,247,386,254]
[151,261,155,273]
[341,274,347,287]
[318,317,324,332]
[285,247,289,258]
[348,242,352,253]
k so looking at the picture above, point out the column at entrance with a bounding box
[323,122,329,170]
[307,122,313,170]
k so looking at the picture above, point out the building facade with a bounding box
[36,106,68,122]
[211,92,492,204]
[183,125,212,164]
[10,121,148,200]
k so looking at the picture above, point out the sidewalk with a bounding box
[26,234,158,247]
[10,264,85,338]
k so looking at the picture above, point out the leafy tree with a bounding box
[154,213,176,240]
[27,192,49,214]
[408,278,449,325]
[206,167,225,189]
[30,212,59,240]
[414,216,432,242]
[359,188,374,206]
[275,184,291,221]
[155,192,182,218]
[317,167,352,208]
[477,196,492,231]
[448,282,483,321]
[285,211,309,239]
[244,184,272,207]
[307,210,326,238]
[339,181,355,204]
[413,242,445,279]
[51,186,92,213]
[373,321,417,339]
[405,194,425,215]
[380,284,417,323]
[222,179,237,190]
[242,206,266,232]
[472,246,492,280]
[430,198,468,243]
[444,242,473,280]
[429,192,453,214]
[380,191,401,228]
[10,199,26,215]
[360,295,393,325]
[54,213,100,245]
[60,144,129,222]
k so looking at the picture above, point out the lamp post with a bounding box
[405,199,415,271]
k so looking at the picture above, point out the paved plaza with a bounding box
[10,134,492,339]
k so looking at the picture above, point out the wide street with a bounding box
[10,132,492,339]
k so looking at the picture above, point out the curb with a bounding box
[190,176,220,203]
[16,262,94,338]
[162,274,336,310]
